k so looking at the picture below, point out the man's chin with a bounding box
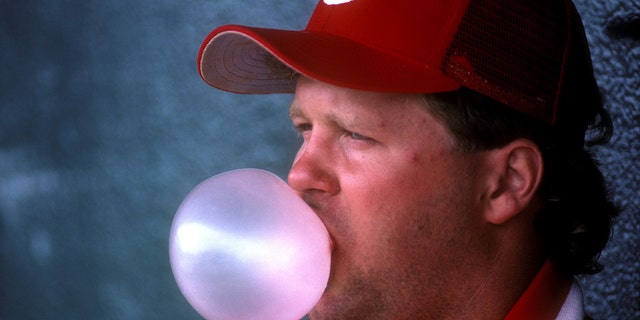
[307,293,338,320]
[307,290,362,320]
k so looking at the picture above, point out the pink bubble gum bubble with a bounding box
[169,168,331,320]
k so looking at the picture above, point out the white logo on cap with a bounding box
[323,0,354,5]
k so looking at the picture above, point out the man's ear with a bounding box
[482,139,544,225]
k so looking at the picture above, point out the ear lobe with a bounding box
[484,139,543,225]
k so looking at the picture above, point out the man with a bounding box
[197,0,617,319]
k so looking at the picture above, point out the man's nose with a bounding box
[287,139,340,196]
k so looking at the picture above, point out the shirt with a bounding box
[504,260,587,320]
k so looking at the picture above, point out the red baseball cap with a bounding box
[198,0,597,126]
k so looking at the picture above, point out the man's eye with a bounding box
[346,131,374,143]
[294,123,312,134]
[349,131,367,140]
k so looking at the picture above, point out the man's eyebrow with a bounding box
[288,103,305,119]
[288,102,378,132]
[328,112,361,131]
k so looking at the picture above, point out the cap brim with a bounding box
[198,25,461,94]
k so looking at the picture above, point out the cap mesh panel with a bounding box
[443,0,568,123]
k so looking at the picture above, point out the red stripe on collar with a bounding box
[504,260,572,320]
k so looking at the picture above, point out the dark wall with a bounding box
[1,1,313,319]
[1,1,638,319]
[573,1,640,319]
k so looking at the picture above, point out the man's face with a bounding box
[287,76,492,319]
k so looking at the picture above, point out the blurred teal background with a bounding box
[1,0,638,319]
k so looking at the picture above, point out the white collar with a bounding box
[555,280,585,320]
